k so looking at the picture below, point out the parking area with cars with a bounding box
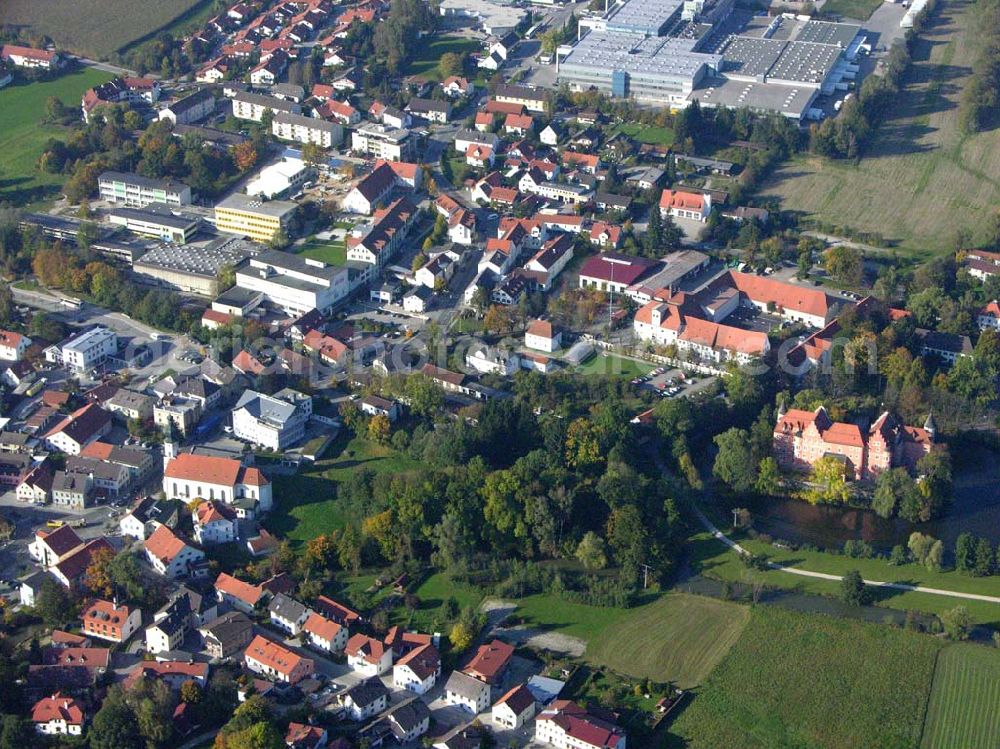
[632,367,704,399]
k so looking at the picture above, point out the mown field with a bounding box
[576,353,654,378]
[760,0,1000,256]
[818,0,883,21]
[667,606,942,749]
[586,593,749,689]
[402,35,482,81]
[265,434,420,546]
[689,530,1000,625]
[0,0,206,58]
[616,123,676,146]
[0,69,115,207]
[921,644,1000,748]
[296,239,346,266]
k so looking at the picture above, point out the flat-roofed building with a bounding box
[272,111,343,148]
[133,236,258,296]
[234,250,350,315]
[108,203,201,243]
[99,171,192,208]
[351,123,414,161]
[44,327,117,373]
[214,193,297,243]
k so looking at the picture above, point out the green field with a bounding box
[576,353,654,378]
[586,593,749,689]
[402,35,482,81]
[921,644,1000,748]
[265,434,420,546]
[296,239,346,266]
[689,530,1000,624]
[616,123,675,146]
[0,0,206,58]
[760,0,1000,255]
[819,0,883,20]
[0,69,115,207]
[667,606,941,749]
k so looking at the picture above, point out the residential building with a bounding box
[359,395,400,422]
[98,171,191,208]
[214,192,297,243]
[464,639,514,686]
[407,97,451,122]
[659,189,711,222]
[774,406,937,481]
[144,525,206,578]
[244,635,314,684]
[158,88,216,125]
[313,596,362,627]
[268,594,312,635]
[286,723,329,749]
[535,701,626,749]
[346,197,418,273]
[50,471,92,509]
[302,612,348,654]
[42,403,112,455]
[232,389,310,450]
[346,634,392,676]
[445,670,491,714]
[351,123,414,161]
[525,319,561,352]
[231,91,301,121]
[50,538,115,589]
[493,83,548,112]
[81,600,142,643]
[127,661,209,691]
[392,643,441,695]
[32,694,85,736]
[1,44,61,69]
[342,161,402,215]
[493,684,536,729]
[340,679,389,721]
[44,327,117,374]
[145,595,192,654]
[466,345,519,376]
[403,285,433,313]
[272,111,343,147]
[707,271,840,328]
[154,397,202,437]
[104,388,156,421]
[385,700,432,743]
[0,331,31,360]
[163,453,272,512]
[633,298,770,364]
[28,526,85,568]
[215,571,267,613]
[199,611,254,660]
[192,500,239,545]
[234,250,349,315]
[916,328,974,364]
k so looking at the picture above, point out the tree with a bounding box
[35,578,72,627]
[941,605,972,640]
[755,457,781,495]
[449,620,474,652]
[0,715,30,749]
[301,141,323,167]
[925,539,944,572]
[712,428,756,494]
[89,691,142,749]
[840,569,870,606]
[218,721,284,749]
[85,545,116,598]
[368,413,391,445]
[180,680,203,705]
[575,532,607,570]
[973,536,994,577]
[955,532,975,573]
[823,245,863,286]
[483,305,514,335]
[438,52,464,79]
[805,456,850,504]
[908,532,936,565]
[565,418,601,470]
[108,552,146,602]
[233,141,258,172]
[872,468,915,519]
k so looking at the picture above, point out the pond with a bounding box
[739,446,1000,551]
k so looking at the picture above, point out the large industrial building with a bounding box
[214,193,298,243]
[556,0,866,120]
[233,250,350,316]
[133,237,259,296]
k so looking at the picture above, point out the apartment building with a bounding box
[272,111,343,147]
[98,171,192,208]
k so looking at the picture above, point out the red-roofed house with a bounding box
[193,500,238,545]
[144,525,205,578]
[633,299,770,364]
[715,271,840,328]
[393,643,441,695]
[660,189,710,222]
[313,595,362,626]
[303,612,348,653]
[215,572,266,612]
[315,98,360,125]
[346,634,392,676]
[442,76,474,97]
[561,151,601,174]
[163,453,272,511]
[536,701,625,749]
[302,329,349,365]
[81,600,142,643]
[1,45,61,69]
[0,330,31,360]
[127,660,209,690]
[32,693,85,736]
[466,143,495,168]
[493,684,536,729]
[463,639,514,685]
[43,403,112,455]
[286,722,329,749]
[525,319,561,352]
[978,300,1000,332]
[504,113,534,135]
[245,634,314,684]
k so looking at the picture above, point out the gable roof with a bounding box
[302,612,343,642]
[32,693,84,726]
[43,403,110,445]
[245,634,310,676]
[496,683,535,714]
[145,525,190,565]
[215,572,265,606]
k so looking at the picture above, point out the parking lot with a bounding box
[632,367,706,399]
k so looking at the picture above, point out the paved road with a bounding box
[71,56,138,77]
[682,479,1000,605]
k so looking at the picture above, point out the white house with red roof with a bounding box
[442,76,474,98]
[315,98,360,125]
[659,189,710,222]
[493,684,536,729]
[286,722,329,748]
[346,633,392,676]
[0,330,31,360]
[32,693,84,736]
[215,572,267,613]
[977,300,1000,332]
[302,612,348,653]
[245,634,314,684]
[392,643,441,695]
[525,319,561,353]
[463,639,514,686]
[144,525,206,579]
[42,403,112,456]
[163,453,272,512]
[192,500,239,545]
[536,701,626,749]
[1,44,61,69]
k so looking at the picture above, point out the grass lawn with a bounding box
[667,606,941,749]
[0,69,115,207]
[512,593,639,642]
[0,0,206,57]
[759,0,1000,255]
[689,530,1000,625]
[265,434,420,547]
[819,0,882,20]
[394,572,486,632]
[586,593,749,689]
[402,35,482,81]
[575,353,654,378]
[296,238,346,266]
[616,123,675,146]
[921,643,1000,748]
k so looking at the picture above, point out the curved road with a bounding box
[684,475,1000,606]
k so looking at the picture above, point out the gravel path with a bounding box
[480,598,587,657]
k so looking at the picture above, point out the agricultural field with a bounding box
[0,0,208,58]
[760,0,1000,256]
[266,434,420,546]
[689,530,1000,624]
[402,35,482,81]
[666,606,941,749]
[921,644,1000,749]
[0,69,115,207]
[576,353,654,378]
[586,593,749,689]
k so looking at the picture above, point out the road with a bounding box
[70,55,138,78]
[682,478,1000,606]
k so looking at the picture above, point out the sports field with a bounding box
[586,593,749,689]
[0,0,206,58]
[667,606,941,749]
[0,69,115,207]
[760,0,1000,256]
[921,644,1000,748]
